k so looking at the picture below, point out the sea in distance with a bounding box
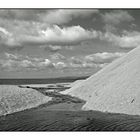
[0,76,88,85]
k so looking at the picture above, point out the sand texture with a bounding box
[0,85,51,116]
[63,46,140,115]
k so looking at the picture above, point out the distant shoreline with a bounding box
[0,76,88,85]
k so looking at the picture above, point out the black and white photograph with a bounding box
[1,6,140,132]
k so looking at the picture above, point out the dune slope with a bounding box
[62,46,140,115]
[0,85,51,116]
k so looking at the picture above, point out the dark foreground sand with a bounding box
[0,101,140,131]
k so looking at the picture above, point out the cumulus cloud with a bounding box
[69,52,125,68]
[85,52,125,64]
[100,31,140,48]
[0,27,11,36]
[41,25,99,45]
[69,56,96,68]
[70,56,83,65]
[0,53,55,71]
[0,10,100,49]
[54,62,67,69]
[101,10,134,32]
[42,45,73,52]
[9,23,139,49]
[0,52,70,71]
[0,18,49,49]
[47,45,62,52]
[42,45,62,52]
[50,53,66,60]
[0,59,35,71]
[0,51,126,72]
[0,22,101,48]
[0,14,137,50]
[37,59,53,68]
[69,59,97,68]
[41,9,99,25]
[0,26,23,50]
[1,21,139,51]
[37,25,140,49]
[0,9,137,51]
[5,53,20,60]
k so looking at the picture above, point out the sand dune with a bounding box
[0,85,51,116]
[70,80,84,87]
[62,46,140,115]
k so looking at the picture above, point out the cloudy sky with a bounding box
[0,9,139,78]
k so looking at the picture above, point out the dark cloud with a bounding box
[40,9,99,25]
[0,9,46,22]
[0,9,99,25]
[101,10,134,32]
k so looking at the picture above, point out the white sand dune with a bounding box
[0,85,51,116]
[70,80,84,87]
[62,46,140,115]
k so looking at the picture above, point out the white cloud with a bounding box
[0,24,100,47]
[54,62,67,69]
[48,45,62,52]
[0,9,137,50]
[0,26,23,50]
[36,59,54,70]
[101,31,140,48]
[70,56,83,65]
[41,9,99,25]
[85,52,125,63]
[19,60,34,68]
[0,51,126,72]
[0,27,12,36]
[0,18,49,49]
[1,17,137,50]
[0,53,55,71]
[1,21,138,51]
[0,10,99,49]
[69,52,125,68]
[5,53,19,60]
[41,25,99,45]
[1,59,35,71]
[50,53,66,60]
[41,45,74,52]
[42,45,62,52]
